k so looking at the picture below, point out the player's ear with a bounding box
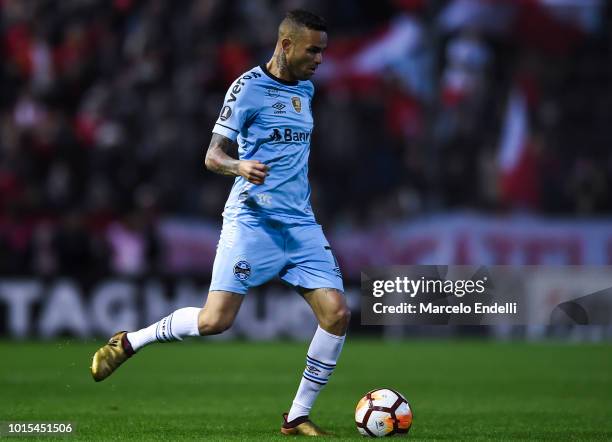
[281,38,292,53]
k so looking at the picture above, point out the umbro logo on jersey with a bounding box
[272,102,286,114]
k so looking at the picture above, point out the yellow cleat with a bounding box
[91,331,135,382]
[281,413,329,436]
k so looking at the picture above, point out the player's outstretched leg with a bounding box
[91,292,243,382]
[281,288,350,436]
[90,307,200,382]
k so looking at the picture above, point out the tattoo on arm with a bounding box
[204,133,240,176]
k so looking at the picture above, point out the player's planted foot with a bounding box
[91,331,135,382]
[281,413,329,436]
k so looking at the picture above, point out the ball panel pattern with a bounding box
[355,388,413,437]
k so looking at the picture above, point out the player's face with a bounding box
[287,29,327,80]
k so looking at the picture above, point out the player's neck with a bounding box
[266,54,297,83]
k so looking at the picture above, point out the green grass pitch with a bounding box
[1,339,611,440]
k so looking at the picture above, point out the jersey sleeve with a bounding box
[212,77,258,142]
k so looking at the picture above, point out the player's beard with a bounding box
[278,51,311,81]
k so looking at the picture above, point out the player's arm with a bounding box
[205,133,269,185]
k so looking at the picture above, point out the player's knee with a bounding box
[197,313,234,336]
[320,305,351,335]
[337,306,351,330]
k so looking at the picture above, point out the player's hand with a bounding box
[238,160,269,185]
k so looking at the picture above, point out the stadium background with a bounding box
[1,1,611,440]
[2,0,611,340]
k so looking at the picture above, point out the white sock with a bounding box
[126,307,201,352]
[287,326,345,421]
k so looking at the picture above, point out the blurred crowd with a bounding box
[0,0,611,275]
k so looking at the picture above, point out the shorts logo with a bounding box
[291,96,302,113]
[324,245,342,277]
[238,191,249,203]
[220,105,232,121]
[233,260,251,281]
[256,193,272,206]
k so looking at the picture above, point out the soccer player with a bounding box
[91,9,349,437]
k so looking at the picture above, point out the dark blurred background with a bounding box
[1,0,611,340]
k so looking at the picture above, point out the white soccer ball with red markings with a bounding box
[355,388,413,437]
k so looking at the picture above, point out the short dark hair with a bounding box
[286,9,327,32]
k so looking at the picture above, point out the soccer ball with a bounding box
[355,388,413,437]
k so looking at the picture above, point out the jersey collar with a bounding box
[260,64,299,86]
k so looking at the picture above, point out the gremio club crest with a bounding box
[291,96,301,113]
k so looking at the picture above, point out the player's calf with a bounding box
[197,313,234,335]
[197,290,244,335]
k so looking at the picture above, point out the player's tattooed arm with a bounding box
[205,133,269,185]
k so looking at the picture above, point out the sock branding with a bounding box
[128,307,200,352]
[155,313,177,342]
[303,355,335,385]
[288,327,346,421]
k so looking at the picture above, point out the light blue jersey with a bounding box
[210,66,344,294]
[212,65,316,222]
[209,65,343,295]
